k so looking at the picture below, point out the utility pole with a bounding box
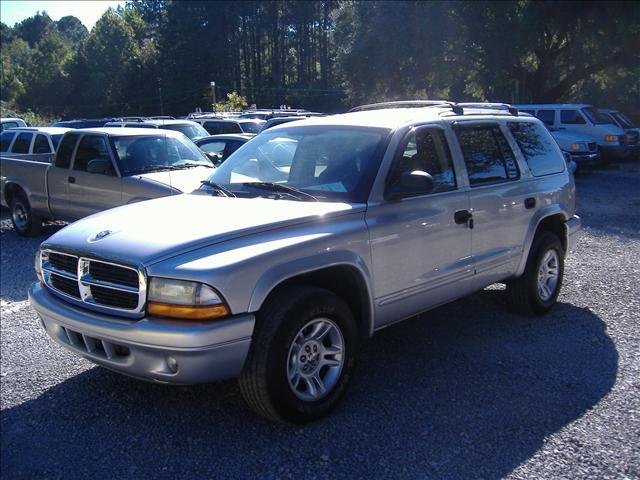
[158,79,164,115]
[210,81,216,112]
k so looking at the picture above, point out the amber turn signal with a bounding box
[148,301,230,320]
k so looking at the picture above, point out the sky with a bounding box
[0,0,125,29]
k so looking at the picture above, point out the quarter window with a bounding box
[74,135,111,172]
[55,134,80,168]
[455,125,519,186]
[508,122,565,176]
[536,110,555,126]
[560,110,586,125]
[389,128,456,194]
[33,134,51,154]
[0,131,16,152]
[11,132,33,153]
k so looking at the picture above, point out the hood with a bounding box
[42,194,359,265]
[136,166,213,193]
[551,130,595,143]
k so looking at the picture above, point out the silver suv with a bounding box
[29,101,580,424]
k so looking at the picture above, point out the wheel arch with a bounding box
[516,207,568,277]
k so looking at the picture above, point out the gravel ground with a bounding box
[1,163,639,479]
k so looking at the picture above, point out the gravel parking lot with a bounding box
[1,163,639,479]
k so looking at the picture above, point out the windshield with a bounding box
[203,126,389,202]
[612,112,634,128]
[159,123,209,140]
[239,121,262,134]
[110,134,213,175]
[582,108,612,125]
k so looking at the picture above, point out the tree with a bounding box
[55,16,88,44]
[14,11,54,47]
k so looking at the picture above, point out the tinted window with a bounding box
[222,122,242,134]
[455,125,519,186]
[73,135,111,172]
[50,135,64,150]
[560,110,586,125]
[239,122,261,134]
[536,110,555,126]
[203,122,222,135]
[388,128,456,194]
[0,131,16,152]
[508,122,565,176]
[1,121,19,131]
[11,132,33,153]
[33,134,51,154]
[55,134,80,168]
[582,108,610,125]
[225,140,245,157]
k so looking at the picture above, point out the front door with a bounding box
[366,126,473,327]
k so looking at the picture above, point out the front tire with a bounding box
[506,231,565,315]
[239,286,358,424]
[10,191,43,237]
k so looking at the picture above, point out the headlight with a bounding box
[604,135,617,142]
[570,142,587,151]
[147,278,229,320]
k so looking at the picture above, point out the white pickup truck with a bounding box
[0,128,214,236]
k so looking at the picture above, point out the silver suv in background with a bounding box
[0,127,71,163]
[29,101,580,424]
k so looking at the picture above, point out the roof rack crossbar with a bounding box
[456,103,518,116]
[349,100,464,114]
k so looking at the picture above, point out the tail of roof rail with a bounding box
[456,102,519,115]
[349,100,463,114]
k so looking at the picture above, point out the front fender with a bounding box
[247,249,375,335]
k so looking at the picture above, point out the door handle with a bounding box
[68,176,75,184]
[454,209,473,225]
[524,197,536,209]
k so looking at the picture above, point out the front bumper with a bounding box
[571,152,600,167]
[29,283,254,385]
[599,145,631,160]
[566,215,581,253]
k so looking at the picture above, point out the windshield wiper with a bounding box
[127,164,185,174]
[200,180,236,197]
[242,182,319,202]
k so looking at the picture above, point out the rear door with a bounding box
[453,122,531,287]
[66,134,122,220]
[47,133,80,220]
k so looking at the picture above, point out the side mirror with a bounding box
[205,151,222,165]
[386,170,435,200]
[563,152,572,165]
[87,158,113,175]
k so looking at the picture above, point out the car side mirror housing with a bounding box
[87,158,113,175]
[205,152,223,165]
[386,170,435,200]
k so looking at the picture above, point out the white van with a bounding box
[516,104,629,159]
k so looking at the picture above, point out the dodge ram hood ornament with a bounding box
[89,229,114,242]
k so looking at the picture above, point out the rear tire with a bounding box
[506,231,564,315]
[239,286,358,424]
[10,191,43,237]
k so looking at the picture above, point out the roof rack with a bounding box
[456,103,518,116]
[349,100,463,114]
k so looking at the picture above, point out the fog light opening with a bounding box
[166,356,179,374]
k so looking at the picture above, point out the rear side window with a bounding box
[389,128,456,193]
[33,134,51,154]
[455,125,519,186]
[73,135,110,171]
[0,131,16,152]
[536,110,555,126]
[508,122,565,176]
[55,134,80,168]
[11,133,33,153]
[223,122,242,134]
[203,122,222,135]
[560,110,586,125]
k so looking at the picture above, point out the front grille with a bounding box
[619,135,627,146]
[89,261,138,288]
[90,285,139,309]
[50,274,81,298]
[60,326,130,360]
[41,249,146,316]
[627,132,639,145]
[48,252,78,274]
[588,142,597,152]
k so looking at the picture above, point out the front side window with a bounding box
[0,131,16,152]
[388,128,456,194]
[508,121,565,176]
[206,126,389,202]
[55,134,79,168]
[73,135,111,172]
[111,134,212,175]
[455,125,519,186]
[560,110,587,125]
[33,134,51,154]
[536,110,555,126]
[11,132,33,153]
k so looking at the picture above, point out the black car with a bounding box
[194,134,252,165]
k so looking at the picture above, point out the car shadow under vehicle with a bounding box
[1,292,617,479]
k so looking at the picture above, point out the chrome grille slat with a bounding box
[41,249,147,316]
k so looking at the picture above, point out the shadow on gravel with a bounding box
[1,291,617,479]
